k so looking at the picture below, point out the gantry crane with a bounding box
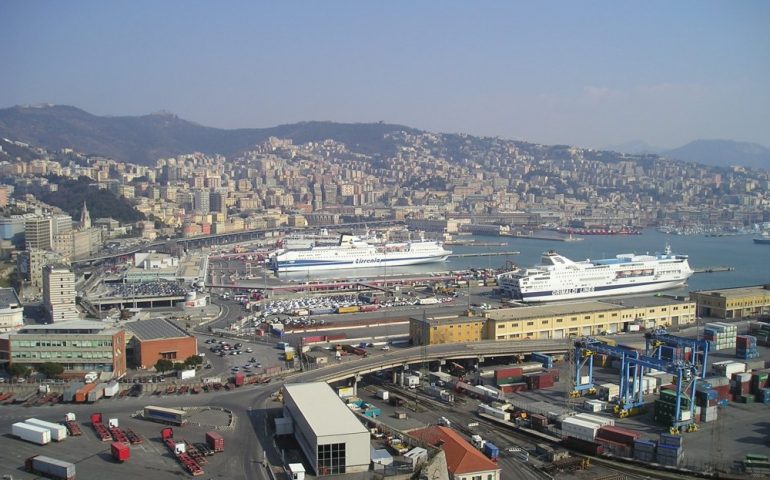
[571,337,639,398]
[615,353,698,430]
[644,328,710,379]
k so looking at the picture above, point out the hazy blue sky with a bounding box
[2,1,769,149]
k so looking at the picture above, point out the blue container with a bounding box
[483,442,499,459]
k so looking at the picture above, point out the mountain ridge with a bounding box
[1,104,767,170]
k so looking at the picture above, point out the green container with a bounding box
[740,394,755,404]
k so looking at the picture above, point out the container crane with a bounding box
[644,328,709,379]
[571,337,639,398]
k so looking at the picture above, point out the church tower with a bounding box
[79,201,91,230]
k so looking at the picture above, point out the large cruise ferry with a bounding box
[497,245,692,302]
[269,234,452,272]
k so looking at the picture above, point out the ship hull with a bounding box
[514,278,688,302]
[753,238,770,245]
[272,254,450,272]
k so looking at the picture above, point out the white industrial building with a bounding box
[282,382,370,475]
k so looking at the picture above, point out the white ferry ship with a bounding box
[269,234,451,272]
[497,245,692,302]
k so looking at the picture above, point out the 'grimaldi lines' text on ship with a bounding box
[497,245,693,302]
[269,234,451,272]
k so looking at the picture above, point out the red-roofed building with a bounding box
[411,426,501,480]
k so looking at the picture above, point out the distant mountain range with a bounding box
[606,138,770,170]
[0,104,768,170]
[0,105,418,165]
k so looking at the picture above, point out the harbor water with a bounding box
[279,230,770,293]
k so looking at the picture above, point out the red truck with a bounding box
[205,431,224,452]
[90,413,112,442]
[161,428,204,476]
[111,442,130,462]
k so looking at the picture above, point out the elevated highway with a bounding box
[288,338,572,384]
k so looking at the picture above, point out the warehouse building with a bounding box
[410,296,696,345]
[0,320,126,378]
[410,313,486,346]
[282,382,369,475]
[690,285,770,319]
[125,318,197,369]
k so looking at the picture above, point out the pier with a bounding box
[501,233,583,242]
[693,266,735,274]
[450,251,520,258]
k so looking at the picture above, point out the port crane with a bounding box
[644,328,710,379]
[571,337,639,398]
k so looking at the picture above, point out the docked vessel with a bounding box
[497,245,692,302]
[753,233,770,245]
[269,234,451,272]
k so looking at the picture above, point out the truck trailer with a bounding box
[25,455,76,480]
[13,422,51,445]
[25,418,68,441]
[143,406,187,426]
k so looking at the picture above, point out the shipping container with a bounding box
[143,406,187,426]
[25,455,75,480]
[561,417,600,441]
[596,425,640,445]
[74,383,97,403]
[111,441,130,462]
[103,381,120,397]
[13,422,51,445]
[178,369,196,380]
[336,306,360,314]
[562,436,604,455]
[206,431,224,452]
[25,418,68,442]
[483,442,499,460]
[88,383,107,403]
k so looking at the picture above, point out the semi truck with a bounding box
[25,455,76,480]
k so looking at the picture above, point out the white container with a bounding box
[12,422,51,445]
[174,442,186,454]
[178,369,196,380]
[561,417,600,441]
[377,390,389,401]
[583,400,604,412]
[575,413,615,427]
[405,375,420,387]
[24,418,67,442]
[478,404,510,421]
[104,381,120,397]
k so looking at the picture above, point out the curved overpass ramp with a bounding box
[288,339,572,384]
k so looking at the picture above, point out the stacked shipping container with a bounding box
[749,321,770,346]
[703,322,737,351]
[736,335,759,360]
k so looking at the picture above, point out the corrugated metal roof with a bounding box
[125,318,190,341]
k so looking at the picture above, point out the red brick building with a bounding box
[125,318,197,369]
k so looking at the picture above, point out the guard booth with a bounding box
[288,463,306,480]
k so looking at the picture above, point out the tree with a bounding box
[155,359,173,373]
[8,363,31,378]
[184,355,203,367]
[37,362,64,378]
[172,362,185,371]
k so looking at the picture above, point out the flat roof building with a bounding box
[43,264,80,323]
[0,288,23,332]
[125,318,197,369]
[690,285,770,319]
[282,382,369,475]
[0,320,126,378]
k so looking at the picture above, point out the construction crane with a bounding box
[644,328,710,379]
[571,337,639,398]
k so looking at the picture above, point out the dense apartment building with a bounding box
[43,264,80,322]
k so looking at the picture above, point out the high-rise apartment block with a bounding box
[43,264,80,323]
